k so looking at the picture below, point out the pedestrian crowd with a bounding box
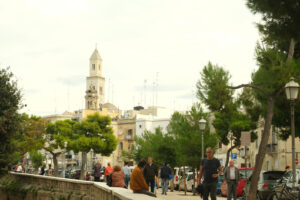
[13,147,242,199]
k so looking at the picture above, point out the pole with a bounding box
[291,100,296,189]
[202,130,204,159]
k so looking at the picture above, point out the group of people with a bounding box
[93,156,172,198]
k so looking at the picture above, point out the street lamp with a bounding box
[285,77,299,189]
[63,141,68,178]
[228,132,233,157]
[199,118,206,159]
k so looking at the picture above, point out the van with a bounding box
[173,166,193,190]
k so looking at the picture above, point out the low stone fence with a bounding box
[0,172,159,200]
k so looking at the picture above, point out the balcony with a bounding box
[266,144,278,153]
[125,135,133,141]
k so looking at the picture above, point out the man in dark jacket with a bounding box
[143,156,158,193]
[160,162,171,195]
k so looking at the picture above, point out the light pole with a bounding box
[63,141,68,178]
[228,132,233,158]
[199,118,206,159]
[285,77,299,189]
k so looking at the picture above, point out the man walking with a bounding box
[198,147,222,200]
[160,162,171,195]
[143,156,158,193]
[122,161,131,187]
[224,160,240,200]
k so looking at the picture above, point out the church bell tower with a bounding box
[85,48,105,110]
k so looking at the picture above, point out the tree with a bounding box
[246,0,300,59]
[0,67,23,174]
[29,150,45,170]
[45,119,76,177]
[68,113,117,180]
[196,63,257,167]
[15,114,47,157]
[135,127,177,168]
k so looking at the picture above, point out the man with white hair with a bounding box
[224,160,240,200]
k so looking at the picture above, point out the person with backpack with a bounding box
[160,162,171,195]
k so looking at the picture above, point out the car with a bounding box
[242,170,285,200]
[173,166,193,190]
[221,167,254,197]
[178,172,197,192]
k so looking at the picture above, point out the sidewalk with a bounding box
[155,188,226,200]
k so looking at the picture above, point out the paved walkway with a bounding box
[155,188,227,200]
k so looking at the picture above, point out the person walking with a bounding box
[197,147,223,200]
[40,165,45,175]
[122,161,131,187]
[130,160,156,197]
[143,156,158,193]
[104,163,113,182]
[160,162,171,195]
[93,160,102,182]
[224,160,240,200]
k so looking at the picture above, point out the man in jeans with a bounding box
[224,160,240,200]
[160,162,171,195]
[198,147,222,200]
[122,161,131,187]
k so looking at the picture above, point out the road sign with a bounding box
[231,153,237,159]
[241,132,251,146]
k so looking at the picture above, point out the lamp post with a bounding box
[199,118,206,159]
[228,132,233,158]
[285,77,299,189]
[63,141,68,178]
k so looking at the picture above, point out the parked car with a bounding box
[242,170,285,200]
[179,172,197,192]
[173,167,193,190]
[221,167,254,197]
[70,169,91,180]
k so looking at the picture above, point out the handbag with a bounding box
[169,173,173,179]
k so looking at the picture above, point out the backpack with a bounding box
[160,166,169,179]
[106,173,113,187]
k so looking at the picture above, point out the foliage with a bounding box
[0,67,23,172]
[168,103,218,169]
[196,62,233,112]
[246,0,300,57]
[196,63,257,166]
[135,127,177,168]
[29,150,45,169]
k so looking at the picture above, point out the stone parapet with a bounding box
[1,172,158,200]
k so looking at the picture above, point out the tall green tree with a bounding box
[196,63,257,167]
[68,113,117,180]
[29,150,45,170]
[0,67,23,174]
[45,119,76,177]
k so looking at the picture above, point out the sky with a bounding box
[0,0,261,116]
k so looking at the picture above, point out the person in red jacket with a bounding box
[104,162,113,182]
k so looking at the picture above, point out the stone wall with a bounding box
[0,172,158,200]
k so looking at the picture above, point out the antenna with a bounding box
[112,83,114,104]
[155,72,159,106]
[144,79,147,107]
[107,78,110,103]
[152,81,155,108]
[67,85,70,111]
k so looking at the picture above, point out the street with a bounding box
[156,188,227,200]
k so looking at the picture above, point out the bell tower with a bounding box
[85,48,105,110]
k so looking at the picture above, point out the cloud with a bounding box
[177,92,195,99]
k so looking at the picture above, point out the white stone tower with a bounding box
[85,48,105,110]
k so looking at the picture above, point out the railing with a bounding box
[1,172,158,200]
[266,143,278,153]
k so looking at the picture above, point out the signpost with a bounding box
[231,153,237,159]
[240,131,251,200]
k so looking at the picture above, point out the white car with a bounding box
[179,172,197,192]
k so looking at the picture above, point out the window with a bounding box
[128,129,133,136]
[139,125,142,128]
[119,142,123,150]
[92,64,95,70]
[218,142,222,148]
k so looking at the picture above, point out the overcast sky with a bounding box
[0,0,261,116]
